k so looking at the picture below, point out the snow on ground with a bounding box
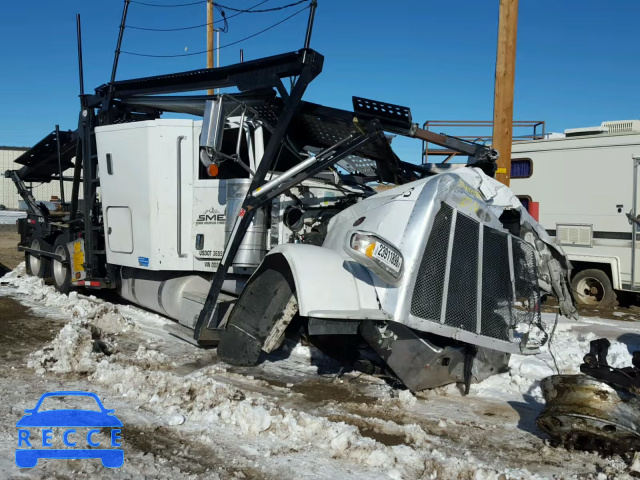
[0,264,637,479]
[473,313,640,402]
[0,210,25,225]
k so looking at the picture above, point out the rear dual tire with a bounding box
[51,236,72,294]
[25,234,51,279]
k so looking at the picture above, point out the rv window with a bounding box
[517,196,530,211]
[511,158,532,178]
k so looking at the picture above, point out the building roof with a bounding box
[0,146,29,151]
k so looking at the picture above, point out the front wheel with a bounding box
[571,269,617,307]
[51,236,72,294]
[218,265,297,366]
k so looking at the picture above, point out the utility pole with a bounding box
[492,0,519,186]
[207,0,214,95]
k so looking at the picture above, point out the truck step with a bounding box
[181,291,236,330]
[166,290,236,347]
[163,322,220,347]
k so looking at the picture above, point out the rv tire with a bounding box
[571,269,617,307]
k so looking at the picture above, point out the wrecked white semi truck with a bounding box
[6,15,576,391]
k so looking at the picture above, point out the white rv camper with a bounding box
[510,120,640,306]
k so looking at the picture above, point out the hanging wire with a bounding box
[216,0,308,13]
[548,313,560,374]
[215,4,229,33]
[121,4,309,57]
[224,0,270,19]
[130,0,306,11]
[130,0,205,6]
[128,1,270,31]
[126,0,310,31]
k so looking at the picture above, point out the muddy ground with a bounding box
[0,280,633,479]
[0,229,639,478]
[0,295,274,479]
[0,225,21,273]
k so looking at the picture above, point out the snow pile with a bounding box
[80,345,552,479]
[2,264,137,374]
[2,264,136,333]
[0,267,432,476]
[474,314,640,401]
[87,359,424,476]
[110,344,176,370]
[28,318,113,374]
[397,389,417,407]
[5,264,639,478]
[19,309,529,477]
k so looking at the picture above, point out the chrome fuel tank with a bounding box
[225,179,267,268]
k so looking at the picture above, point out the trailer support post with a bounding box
[55,125,66,205]
[193,65,320,342]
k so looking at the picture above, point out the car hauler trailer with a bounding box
[510,120,640,307]
[5,7,576,391]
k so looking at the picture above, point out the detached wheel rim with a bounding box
[576,276,605,305]
[53,245,68,287]
[29,238,41,275]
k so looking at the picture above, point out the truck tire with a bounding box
[51,235,72,294]
[218,266,296,366]
[571,269,617,307]
[25,234,51,279]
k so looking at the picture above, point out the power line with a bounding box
[128,22,206,32]
[216,0,308,13]
[130,0,305,10]
[127,0,307,31]
[121,4,309,57]
[130,0,205,7]
[132,3,234,32]
[224,0,270,20]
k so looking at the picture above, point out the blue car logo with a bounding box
[16,391,123,468]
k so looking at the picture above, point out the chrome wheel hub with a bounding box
[576,277,605,305]
[29,238,41,274]
[53,245,67,286]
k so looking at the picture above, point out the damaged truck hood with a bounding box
[324,167,577,353]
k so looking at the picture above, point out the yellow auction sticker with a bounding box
[72,242,85,272]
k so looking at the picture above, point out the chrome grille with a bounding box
[410,203,453,322]
[410,203,540,345]
[480,227,512,341]
[444,212,479,334]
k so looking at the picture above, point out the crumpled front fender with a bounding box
[266,244,386,320]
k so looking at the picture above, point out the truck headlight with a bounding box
[345,231,404,285]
